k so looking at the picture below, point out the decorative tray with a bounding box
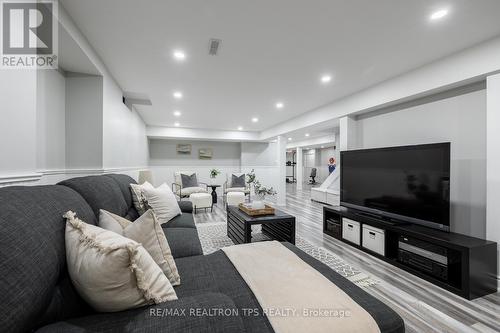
[238,203,275,216]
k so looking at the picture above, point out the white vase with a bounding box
[251,200,265,209]
[210,178,216,185]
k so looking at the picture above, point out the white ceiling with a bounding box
[60,0,500,133]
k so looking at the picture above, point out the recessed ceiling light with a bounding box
[173,91,183,99]
[173,50,186,60]
[320,75,332,83]
[252,117,259,123]
[288,137,292,141]
[174,122,180,127]
[321,146,325,148]
[275,102,284,109]
[305,133,310,137]
[173,110,181,117]
[430,9,448,20]
[237,126,243,131]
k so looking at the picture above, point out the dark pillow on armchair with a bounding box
[231,174,246,188]
[181,173,198,188]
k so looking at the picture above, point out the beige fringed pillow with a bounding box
[99,209,181,286]
[64,211,177,312]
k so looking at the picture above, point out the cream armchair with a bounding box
[223,173,250,204]
[172,171,208,200]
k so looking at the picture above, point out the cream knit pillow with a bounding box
[99,209,180,286]
[142,183,182,225]
[64,211,177,312]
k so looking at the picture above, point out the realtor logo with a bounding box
[1,0,58,69]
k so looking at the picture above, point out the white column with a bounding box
[276,136,287,206]
[296,147,303,190]
[486,73,500,276]
[339,116,358,151]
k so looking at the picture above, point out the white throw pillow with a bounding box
[99,209,180,286]
[130,181,154,215]
[64,211,177,312]
[142,183,182,225]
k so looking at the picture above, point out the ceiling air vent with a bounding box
[209,38,222,55]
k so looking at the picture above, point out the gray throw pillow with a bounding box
[232,174,246,188]
[181,173,198,188]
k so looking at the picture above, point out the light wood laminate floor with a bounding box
[193,184,500,333]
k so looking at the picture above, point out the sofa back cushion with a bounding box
[0,185,96,333]
[59,174,139,221]
[105,174,140,220]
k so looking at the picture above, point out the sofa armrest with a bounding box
[36,293,245,333]
[178,200,193,213]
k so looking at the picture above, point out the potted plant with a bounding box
[246,169,277,209]
[209,168,221,184]
[246,169,256,185]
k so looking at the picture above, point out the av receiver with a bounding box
[397,235,457,282]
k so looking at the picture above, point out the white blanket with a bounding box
[222,241,380,333]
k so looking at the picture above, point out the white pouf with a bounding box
[226,191,245,206]
[189,193,212,213]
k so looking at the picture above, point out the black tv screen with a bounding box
[340,143,450,231]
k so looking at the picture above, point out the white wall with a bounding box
[148,140,281,197]
[241,142,280,198]
[102,78,147,169]
[149,139,241,191]
[150,139,241,167]
[0,70,37,177]
[60,5,147,176]
[65,75,103,169]
[241,142,278,167]
[1,6,148,187]
[36,70,66,171]
[486,74,500,276]
[356,89,487,238]
[303,149,316,183]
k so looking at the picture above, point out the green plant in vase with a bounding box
[209,168,221,184]
[246,169,256,185]
[246,170,277,209]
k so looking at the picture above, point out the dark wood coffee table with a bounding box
[226,205,296,245]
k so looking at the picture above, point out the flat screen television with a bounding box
[340,143,450,231]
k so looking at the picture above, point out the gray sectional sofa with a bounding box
[0,174,404,333]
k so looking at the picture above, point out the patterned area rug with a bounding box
[196,222,379,287]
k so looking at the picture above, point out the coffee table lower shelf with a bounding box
[227,206,296,245]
